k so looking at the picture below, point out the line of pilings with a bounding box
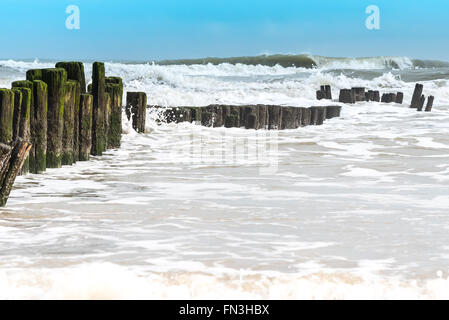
[141,104,342,130]
[317,84,434,112]
[0,62,124,207]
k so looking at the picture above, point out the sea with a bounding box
[0,54,449,299]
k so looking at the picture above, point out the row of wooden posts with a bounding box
[317,84,434,112]
[135,104,343,130]
[0,62,134,206]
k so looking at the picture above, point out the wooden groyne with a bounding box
[141,104,342,130]
[318,84,434,112]
[1,63,346,207]
[0,62,124,207]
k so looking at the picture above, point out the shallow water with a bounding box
[1,56,449,299]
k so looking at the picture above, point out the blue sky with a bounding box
[1,0,448,61]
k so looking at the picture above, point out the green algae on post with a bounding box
[105,82,123,149]
[62,80,78,166]
[11,89,22,141]
[92,62,106,156]
[0,89,15,144]
[14,87,32,174]
[42,68,67,168]
[55,62,87,93]
[79,94,93,161]
[32,80,48,174]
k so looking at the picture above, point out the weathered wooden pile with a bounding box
[0,62,124,206]
[317,84,434,112]
[146,104,342,130]
[409,84,434,112]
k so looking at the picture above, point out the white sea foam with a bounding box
[1,58,449,299]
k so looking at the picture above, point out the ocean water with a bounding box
[1,55,449,299]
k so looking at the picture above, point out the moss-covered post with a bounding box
[0,89,15,144]
[62,81,78,165]
[26,69,43,82]
[104,92,112,148]
[41,68,66,168]
[126,92,147,133]
[11,89,22,141]
[13,87,31,174]
[73,81,81,161]
[32,81,48,173]
[55,62,86,93]
[91,62,106,155]
[105,79,123,148]
[79,94,93,161]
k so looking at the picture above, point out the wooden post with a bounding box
[79,94,93,161]
[310,107,326,125]
[41,68,66,168]
[224,106,240,128]
[301,108,311,126]
[339,89,354,104]
[12,87,31,174]
[241,106,259,129]
[324,85,332,99]
[92,62,107,155]
[0,138,32,207]
[11,89,22,141]
[268,105,282,129]
[55,62,87,93]
[126,92,147,133]
[425,96,434,112]
[410,84,423,108]
[351,87,366,102]
[32,81,48,173]
[26,69,43,82]
[105,80,123,149]
[325,106,342,119]
[0,89,15,145]
[417,95,426,111]
[257,105,268,129]
[395,92,404,104]
[281,107,296,129]
[62,80,79,165]
[316,90,325,100]
[104,92,112,148]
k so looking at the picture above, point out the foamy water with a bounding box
[1,57,449,299]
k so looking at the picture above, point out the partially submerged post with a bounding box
[0,139,32,207]
[79,94,93,161]
[425,96,434,112]
[395,92,404,104]
[126,92,147,133]
[42,68,67,168]
[0,89,15,145]
[351,87,366,102]
[410,84,424,108]
[11,87,31,174]
[417,95,426,111]
[105,78,123,149]
[62,80,79,165]
[339,89,354,104]
[92,62,107,156]
[11,89,22,141]
[32,81,48,173]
